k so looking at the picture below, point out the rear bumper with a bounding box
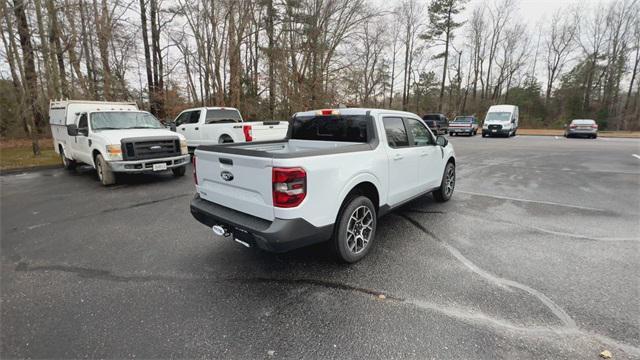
[566,129,597,136]
[109,154,189,172]
[190,194,333,252]
[450,128,474,133]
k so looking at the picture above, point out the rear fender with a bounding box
[337,172,382,210]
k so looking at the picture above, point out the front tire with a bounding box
[433,162,455,202]
[172,166,186,177]
[95,154,116,186]
[332,196,377,263]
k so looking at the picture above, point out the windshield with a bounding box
[205,109,242,124]
[90,112,163,130]
[291,115,370,142]
[453,117,473,123]
[485,112,511,121]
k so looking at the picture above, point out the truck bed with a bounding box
[196,139,376,158]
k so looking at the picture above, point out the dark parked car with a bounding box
[422,113,449,135]
[564,119,598,139]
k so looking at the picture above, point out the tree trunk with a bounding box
[139,0,155,114]
[438,8,452,112]
[48,0,68,98]
[13,0,41,155]
[266,0,275,118]
[95,0,112,99]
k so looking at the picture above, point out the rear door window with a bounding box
[383,117,409,148]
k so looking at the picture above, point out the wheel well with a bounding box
[58,144,63,153]
[92,150,102,166]
[219,134,233,142]
[343,182,380,213]
[447,157,455,166]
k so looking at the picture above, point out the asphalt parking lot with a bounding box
[1,135,639,359]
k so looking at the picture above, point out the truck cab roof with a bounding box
[293,108,421,118]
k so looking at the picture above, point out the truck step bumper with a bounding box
[190,194,333,252]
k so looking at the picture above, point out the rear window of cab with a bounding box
[291,115,371,143]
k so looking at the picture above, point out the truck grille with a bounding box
[121,137,180,160]
[488,124,502,131]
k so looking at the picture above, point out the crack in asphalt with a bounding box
[12,261,640,357]
[396,213,578,329]
[13,262,401,300]
[406,206,638,242]
[457,190,610,213]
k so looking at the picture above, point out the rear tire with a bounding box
[331,195,377,263]
[95,154,116,186]
[432,162,455,203]
[172,166,186,177]
[218,135,234,144]
[60,148,76,170]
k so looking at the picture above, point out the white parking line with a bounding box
[458,190,607,212]
[632,154,640,160]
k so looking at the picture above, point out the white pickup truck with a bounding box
[50,100,189,186]
[190,108,456,263]
[172,107,288,151]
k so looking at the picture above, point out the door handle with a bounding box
[393,154,403,160]
[195,127,199,130]
[181,127,186,131]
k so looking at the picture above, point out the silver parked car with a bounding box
[449,116,479,136]
[564,119,598,139]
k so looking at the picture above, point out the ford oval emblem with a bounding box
[220,171,234,181]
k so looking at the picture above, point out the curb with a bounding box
[0,164,62,176]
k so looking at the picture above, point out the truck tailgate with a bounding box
[250,122,289,141]
[195,149,274,221]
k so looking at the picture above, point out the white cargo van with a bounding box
[50,100,189,185]
[481,105,519,137]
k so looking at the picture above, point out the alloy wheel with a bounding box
[346,205,373,254]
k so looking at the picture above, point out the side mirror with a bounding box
[436,135,448,147]
[169,122,177,132]
[67,124,78,136]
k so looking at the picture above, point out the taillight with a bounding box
[272,167,306,208]
[570,124,577,128]
[592,124,598,129]
[243,125,253,142]
[192,156,198,185]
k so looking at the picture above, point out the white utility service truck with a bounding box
[172,107,288,152]
[50,100,190,185]
[190,108,456,263]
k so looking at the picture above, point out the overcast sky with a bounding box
[461,0,609,24]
